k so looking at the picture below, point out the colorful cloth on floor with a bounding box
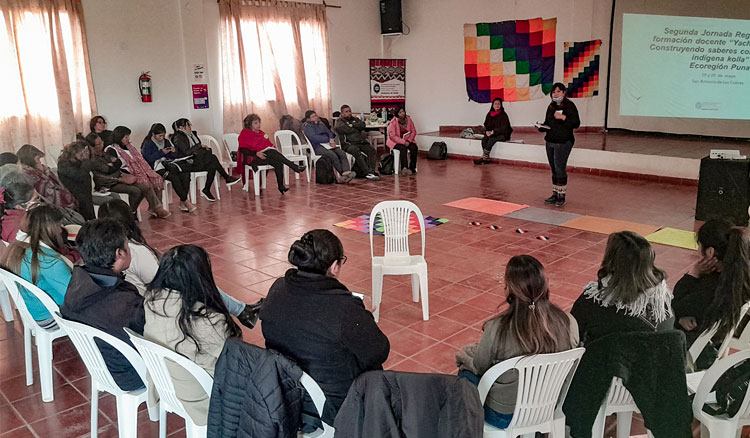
[334,214,449,235]
[563,40,601,98]
[463,17,556,102]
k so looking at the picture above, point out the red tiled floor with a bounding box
[0,156,704,436]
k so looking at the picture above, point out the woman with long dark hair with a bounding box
[538,83,580,207]
[571,231,673,344]
[144,244,243,426]
[141,123,196,212]
[170,118,240,201]
[260,229,389,429]
[58,141,118,221]
[2,205,73,329]
[17,144,78,212]
[456,255,578,429]
[0,168,37,242]
[97,199,262,327]
[674,220,750,345]
[475,98,513,165]
[106,126,171,218]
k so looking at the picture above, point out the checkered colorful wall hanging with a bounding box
[563,39,601,98]
[334,214,449,235]
[464,17,556,102]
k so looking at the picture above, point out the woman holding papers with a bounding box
[475,98,513,165]
[538,83,580,207]
[238,114,305,195]
[386,107,419,176]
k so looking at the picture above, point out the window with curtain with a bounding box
[0,0,96,154]
[219,0,331,134]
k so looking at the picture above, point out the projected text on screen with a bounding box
[620,13,750,120]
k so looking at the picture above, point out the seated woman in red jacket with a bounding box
[475,98,513,165]
[237,114,305,195]
[386,107,418,176]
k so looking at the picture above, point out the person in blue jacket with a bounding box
[303,110,354,184]
[141,123,196,213]
[1,205,73,329]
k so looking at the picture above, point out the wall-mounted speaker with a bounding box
[380,0,402,35]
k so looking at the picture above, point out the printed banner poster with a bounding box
[563,40,601,98]
[464,17,556,102]
[370,59,405,114]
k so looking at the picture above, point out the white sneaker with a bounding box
[365,173,380,180]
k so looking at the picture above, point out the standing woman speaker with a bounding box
[538,83,580,207]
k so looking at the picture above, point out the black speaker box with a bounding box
[380,0,402,34]
[695,157,750,226]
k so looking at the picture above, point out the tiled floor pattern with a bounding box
[0,157,725,437]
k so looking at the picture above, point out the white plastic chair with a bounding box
[299,372,335,438]
[0,240,13,320]
[125,328,213,438]
[591,377,653,438]
[693,349,750,437]
[370,201,429,322]
[729,315,750,352]
[274,130,310,184]
[477,348,585,437]
[0,269,67,402]
[200,134,234,178]
[189,172,220,204]
[687,303,750,394]
[224,132,274,196]
[52,312,156,438]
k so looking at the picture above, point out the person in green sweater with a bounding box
[2,205,73,329]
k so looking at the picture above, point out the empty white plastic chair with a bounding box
[300,372,335,438]
[477,348,585,438]
[0,269,67,402]
[591,377,653,438]
[370,200,429,322]
[693,349,750,437]
[274,130,310,184]
[125,328,213,438]
[52,312,156,438]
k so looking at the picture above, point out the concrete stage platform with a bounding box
[415,129,750,184]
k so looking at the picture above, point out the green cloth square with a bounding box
[516,60,529,74]
[476,23,490,36]
[542,82,554,94]
[502,48,516,62]
[490,35,503,49]
[529,72,542,86]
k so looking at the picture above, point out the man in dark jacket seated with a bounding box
[61,218,146,391]
[334,105,380,180]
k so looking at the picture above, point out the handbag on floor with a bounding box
[315,158,335,184]
[378,153,395,175]
[427,141,447,160]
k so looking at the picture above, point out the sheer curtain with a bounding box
[219,0,331,135]
[0,0,96,154]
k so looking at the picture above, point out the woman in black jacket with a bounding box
[538,83,580,207]
[57,140,118,220]
[475,98,513,165]
[259,229,390,431]
[170,118,240,202]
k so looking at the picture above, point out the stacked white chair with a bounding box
[477,348,585,437]
[0,269,67,402]
[52,312,157,438]
[693,349,750,437]
[125,328,213,438]
[299,372,335,438]
[370,200,429,322]
[274,130,310,184]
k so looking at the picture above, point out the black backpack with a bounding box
[427,141,447,160]
[378,153,395,175]
[703,356,750,417]
[315,158,335,184]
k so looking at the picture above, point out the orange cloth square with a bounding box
[503,75,516,88]
[465,51,478,63]
[516,87,530,101]
[490,63,503,76]
[464,37,477,51]
[543,29,555,44]
[490,76,504,88]
[477,63,491,76]
[528,18,543,32]
[477,50,490,64]
[543,17,557,30]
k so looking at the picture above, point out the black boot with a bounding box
[554,194,566,207]
[236,298,265,329]
[544,192,558,204]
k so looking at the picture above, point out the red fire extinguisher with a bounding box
[139,72,152,102]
